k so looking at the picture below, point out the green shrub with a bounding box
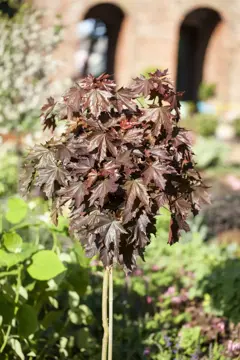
[193,137,229,169]
[0,195,239,359]
[198,82,216,101]
[0,196,99,360]
[182,113,218,137]
[233,117,240,137]
[0,144,19,197]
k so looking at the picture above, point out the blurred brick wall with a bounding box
[33,0,240,109]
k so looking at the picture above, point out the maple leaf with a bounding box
[70,209,101,232]
[95,73,116,92]
[42,114,57,132]
[27,144,55,166]
[173,128,192,147]
[57,181,86,208]
[67,137,89,157]
[85,169,98,188]
[64,85,84,112]
[122,128,144,145]
[41,97,57,131]
[174,198,191,217]
[88,132,117,161]
[149,69,169,78]
[130,75,154,97]
[67,157,94,175]
[192,186,211,210]
[146,146,172,160]
[56,144,72,164]
[139,106,172,135]
[153,192,168,208]
[114,87,137,112]
[165,91,184,121]
[123,180,150,223]
[168,216,180,245]
[41,96,56,114]
[101,161,120,178]
[115,150,133,167]
[83,88,112,117]
[143,161,174,190]
[90,215,127,250]
[131,213,150,248]
[36,158,69,198]
[89,178,118,207]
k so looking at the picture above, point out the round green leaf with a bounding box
[27,250,66,281]
[5,197,28,224]
[3,232,23,253]
[0,243,38,268]
[0,296,14,324]
[66,265,88,295]
[17,304,38,337]
[41,310,62,329]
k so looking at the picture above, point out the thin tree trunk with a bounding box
[102,268,109,360]
[108,266,113,360]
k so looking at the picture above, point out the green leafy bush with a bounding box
[0,196,99,360]
[182,113,218,137]
[193,137,229,169]
[0,144,19,197]
[0,195,239,359]
[233,117,240,137]
[198,83,216,101]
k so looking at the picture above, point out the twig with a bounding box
[108,266,113,360]
[102,268,109,360]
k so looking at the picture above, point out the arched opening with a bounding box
[75,3,125,78]
[176,8,221,101]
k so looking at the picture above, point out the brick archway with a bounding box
[78,2,125,79]
[176,7,222,101]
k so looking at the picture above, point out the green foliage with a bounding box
[5,197,28,224]
[199,259,240,323]
[0,3,69,134]
[193,137,229,169]
[0,193,239,359]
[0,145,19,197]
[198,83,216,101]
[179,326,202,354]
[182,113,218,137]
[0,196,98,359]
[27,250,66,280]
[233,116,240,137]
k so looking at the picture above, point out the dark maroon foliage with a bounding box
[21,71,210,272]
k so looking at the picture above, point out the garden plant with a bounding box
[21,70,210,359]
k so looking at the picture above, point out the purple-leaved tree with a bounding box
[21,70,210,360]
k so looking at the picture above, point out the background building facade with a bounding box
[34,0,240,112]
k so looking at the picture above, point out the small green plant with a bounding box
[182,113,218,137]
[233,116,240,137]
[198,82,216,102]
[193,137,229,169]
[0,196,97,359]
[0,144,19,197]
